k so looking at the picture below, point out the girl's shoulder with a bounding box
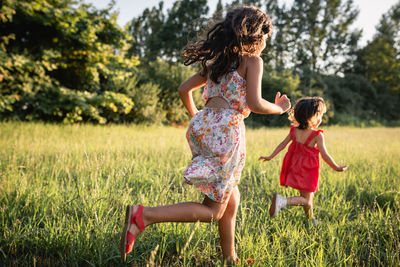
[233,55,259,80]
[242,55,263,81]
[314,129,324,141]
[243,55,263,66]
[314,128,324,135]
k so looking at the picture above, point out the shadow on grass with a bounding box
[345,184,399,211]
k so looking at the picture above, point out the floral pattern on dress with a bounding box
[184,108,246,203]
[203,70,250,118]
[183,70,249,203]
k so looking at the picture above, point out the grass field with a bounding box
[0,122,399,266]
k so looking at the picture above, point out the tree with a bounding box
[241,0,264,7]
[161,0,209,60]
[212,0,224,21]
[128,0,209,61]
[263,0,288,70]
[357,1,400,93]
[127,2,165,60]
[350,1,400,121]
[282,0,360,74]
[0,0,138,123]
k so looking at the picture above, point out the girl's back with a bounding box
[203,67,250,117]
[293,128,318,147]
[280,126,322,192]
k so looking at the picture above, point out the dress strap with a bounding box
[304,129,323,146]
[289,125,296,140]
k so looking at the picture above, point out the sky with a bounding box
[86,0,399,46]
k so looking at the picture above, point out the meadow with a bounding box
[0,122,399,266]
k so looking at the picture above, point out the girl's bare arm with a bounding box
[246,56,291,114]
[316,133,348,171]
[259,134,292,161]
[178,71,207,117]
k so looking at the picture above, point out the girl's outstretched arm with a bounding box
[246,56,291,114]
[178,71,207,117]
[259,134,291,161]
[316,133,348,171]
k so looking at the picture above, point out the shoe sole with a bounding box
[120,205,132,262]
[269,194,277,217]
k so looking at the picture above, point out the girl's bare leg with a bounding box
[127,196,228,238]
[218,186,240,263]
[300,191,314,218]
[286,191,314,218]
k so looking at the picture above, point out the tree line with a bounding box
[1,0,399,126]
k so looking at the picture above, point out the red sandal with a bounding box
[120,205,145,262]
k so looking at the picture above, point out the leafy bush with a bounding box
[0,0,138,124]
[136,60,201,124]
[128,82,165,124]
[324,74,378,125]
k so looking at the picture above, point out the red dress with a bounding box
[280,126,323,192]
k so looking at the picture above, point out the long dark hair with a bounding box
[182,6,273,83]
[289,97,327,129]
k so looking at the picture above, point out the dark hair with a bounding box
[182,5,273,83]
[289,97,326,129]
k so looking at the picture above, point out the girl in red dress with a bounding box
[259,97,348,220]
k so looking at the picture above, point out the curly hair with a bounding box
[182,5,273,83]
[289,97,327,129]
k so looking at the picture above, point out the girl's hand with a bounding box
[275,92,291,114]
[336,165,348,172]
[258,156,273,161]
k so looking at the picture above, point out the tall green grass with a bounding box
[0,122,399,266]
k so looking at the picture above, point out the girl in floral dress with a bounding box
[120,6,291,264]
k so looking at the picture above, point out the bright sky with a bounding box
[86,0,399,46]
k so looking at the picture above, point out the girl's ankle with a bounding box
[141,207,151,227]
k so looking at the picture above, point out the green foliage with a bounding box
[161,0,209,59]
[323,74,379,126]
[1,0,400,125]
[349,1,400,122]
[262,0,361,73]
[60,89,134,124]
[136,60,201,124]
[0,0,139,124]
[248,68,399,127]
[355,2,400,94]
[128,82,165,124]
[0,49,134,123]
[361,37,400,92]
[128,0,209,61]
[127,2,166,60]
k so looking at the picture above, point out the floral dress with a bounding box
[184,70,250,203]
